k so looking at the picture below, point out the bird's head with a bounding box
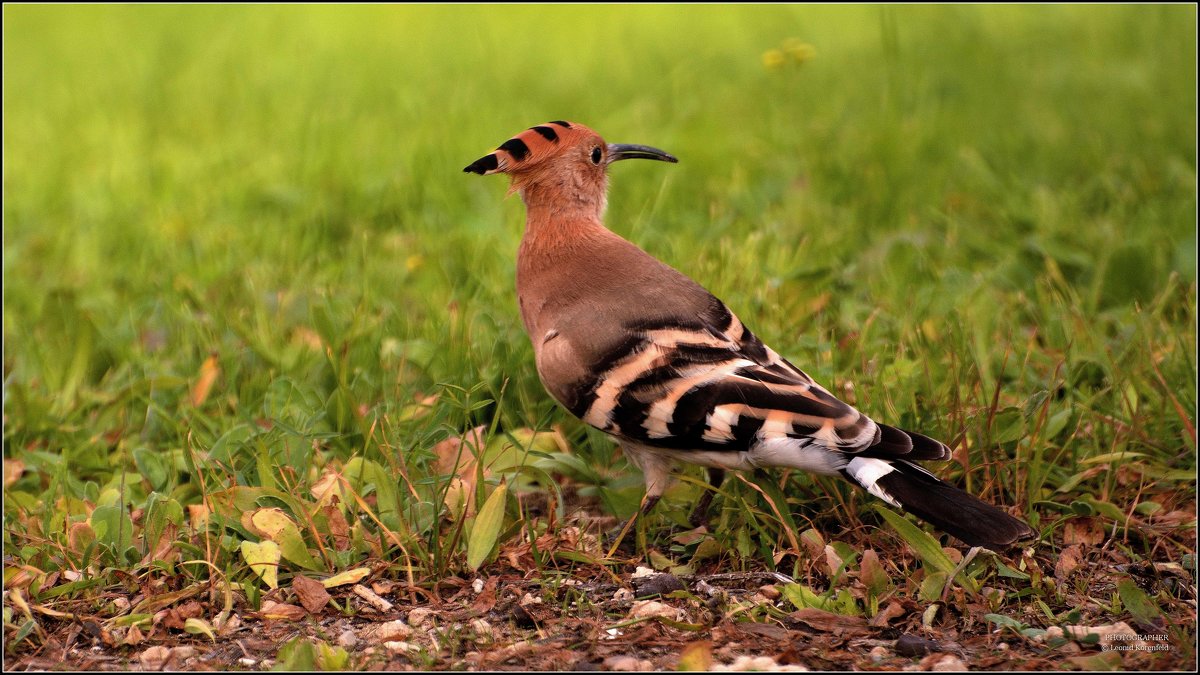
[463,121,677,212]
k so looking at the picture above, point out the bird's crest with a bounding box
[463,120,581,175]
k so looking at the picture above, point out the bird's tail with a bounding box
[842,456,1035,549]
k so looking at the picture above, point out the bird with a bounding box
[463,120,1036,550]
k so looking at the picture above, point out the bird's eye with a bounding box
[590,147,602,164]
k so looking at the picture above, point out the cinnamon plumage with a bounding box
[464,120,1035,550]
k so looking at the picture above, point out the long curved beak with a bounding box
[607,143,678,164]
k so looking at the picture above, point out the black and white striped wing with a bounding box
[568,299,946,459]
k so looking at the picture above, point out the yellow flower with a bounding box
[782,38,817,65]
[762,48,786,70]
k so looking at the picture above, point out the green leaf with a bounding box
[859,549,891,597]
[877,507,980,594]
[343,458,402,532]
[273,637,318,671]
[1080,451,1149,465]
[876,508,955,576]
[919,571,948,602]
[993,407,1025,444]
[184,617,216,641]
[132,447,170,491]
[984,613,1025,631]
[467,479,508,571]
[241,540,281,589]
[90,505,134,560]
[1117,579,1163,629]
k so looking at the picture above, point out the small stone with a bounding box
[633,572,685,597]
[932,654,967,671]
[371,619,412,642]
[714,655,807,671]
[631,566,656,578]
[603,655,653,671]
[472,578,485,594]
[238,658,257,667]
[895,633,940,657]
[383,641,419,654]
[869,646,889,663]
[628,600,680,621]
[758,584,781,600]
[406,607,434,627]
[518,592,543,607]
[337,629,358,649]
[470,619,492,639]
[139,646,171,671]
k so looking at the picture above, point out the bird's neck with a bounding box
[517,183,609,257]
[515,187,617,340]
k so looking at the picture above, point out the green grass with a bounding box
[3,4,1196,666]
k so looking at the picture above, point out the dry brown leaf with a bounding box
[190,354,220,407]
[788,608,869,634]
[869,601,908,627]
[3,458,24,488]
[1062,518,1106,546]
[321,504,351,550]
[1151,510,1198,527]
[1055,544,1083,581]
[255,601,307,621]
[67,522,96,553]
[187,504,210,530]
[679,641,714,671]
[470,576,499,615]
[292,575,331,614]
[433,425,488,517]
[122,624,145,646]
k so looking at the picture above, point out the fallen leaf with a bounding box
[676,638,710,667]
[787,608,869,634]
[470,576,499,615]
[255,601,307,621]
[1055,545,1083,581]
[870,601,907,627]
[122,624,145,646]
[292,575,331,614]
[322,567,370,589]
[1062,518,1105,546]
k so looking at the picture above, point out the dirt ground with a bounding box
[4,555,1194,672]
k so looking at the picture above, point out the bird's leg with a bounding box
[688,468,726,529]
[605,493,661,558]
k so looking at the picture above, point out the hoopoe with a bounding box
[464,121,1036,550]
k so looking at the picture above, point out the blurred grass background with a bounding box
[2,4,1196,572]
